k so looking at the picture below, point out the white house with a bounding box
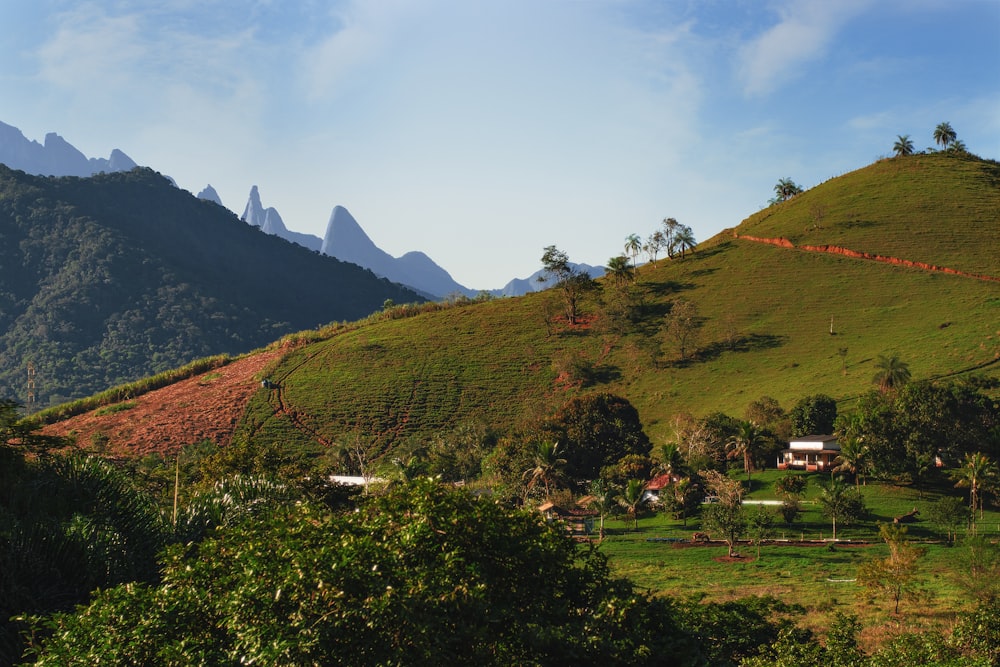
[777,435,840,471]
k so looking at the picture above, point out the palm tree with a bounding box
[617,478,647,530]
[833,426,868,487]
[933,122,957,150]
[605,255,634,287]
[817,477,865,540]
[624,233,642,273]
[587,478,617,541]
[726,420,767,483]
[772,177,803,203]
[674,225,697,259]
[522,440,567,502]
[656,442,686,478]
[872,353,911,393]
[892,134,914,157]
[949,452,998,526]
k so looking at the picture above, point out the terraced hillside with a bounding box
[43,152,1000,457]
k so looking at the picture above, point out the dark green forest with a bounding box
[0,166,422,405]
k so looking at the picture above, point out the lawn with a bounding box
[594,470,1000,641]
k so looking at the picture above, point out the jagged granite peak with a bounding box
[197,184,223,206]
[0,120,139,177]
[320,205,391,265]
[240,185,322,252]
[241,185,266,227]
[261,208,287,236]
[321,205,474,299]
[106,148,138,172]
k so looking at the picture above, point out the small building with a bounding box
[538,499,598,539]
[641,473,680,505]
[777,435,840,471]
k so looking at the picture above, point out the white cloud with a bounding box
[737,0,871,97]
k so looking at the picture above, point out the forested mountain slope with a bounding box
[0,166,422,405]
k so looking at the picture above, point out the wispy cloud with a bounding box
[737,0,871,97]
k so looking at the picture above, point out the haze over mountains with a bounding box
[0,120,602,299]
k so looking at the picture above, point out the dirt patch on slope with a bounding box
[41,350,285,458]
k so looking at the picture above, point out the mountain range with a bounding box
[0,120,601,299]
[0,164,422,406]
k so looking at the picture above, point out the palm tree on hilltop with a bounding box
[933,122,957,150]
[893,134,914,157]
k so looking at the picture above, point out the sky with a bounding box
[1,1,998,291]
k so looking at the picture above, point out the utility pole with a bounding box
[26,361,36,414]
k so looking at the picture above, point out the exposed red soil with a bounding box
[733,233,1000,283]
[40,349,285,458]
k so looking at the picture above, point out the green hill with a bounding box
[232,152,999,454]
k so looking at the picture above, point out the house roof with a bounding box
[788,434,837,443]
[645,473,676,491]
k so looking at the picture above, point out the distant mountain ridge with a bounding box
[239,187,604,299]
[0,165,423,406]
[0,119,604,299]
[0,121,138,177]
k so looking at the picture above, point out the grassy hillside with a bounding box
[231,151,999,453]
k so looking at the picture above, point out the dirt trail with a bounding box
[41,350,286,458]
[733,234,1000,283]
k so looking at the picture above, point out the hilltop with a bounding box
[41,152,1000,456]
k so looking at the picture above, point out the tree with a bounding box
[746,505,775,560]
[933,121,957,150]
[771,178,803,204]
[605,254,634,287]
[872,352,911,394]
[587,478,617,541]
[857,522,926,614]
[24,479,703,666]
[644,230,665,265]
[662,298,701,361]
[817,477,866,540]
[618,478,648,530]
[790,393,838,437]
[625,233,642,273]
[673,225,697,259]
[662,217,681,258]
[950,535,1000,603]
[726,420,767,483]
[541,393,652,482]
[522,440,567,502]
[949,452,998,526]
[539,245,595,325]
[656,442,687,478]
[892,134,914,157]
[774,473,807,527]
[833,411,869,487]
[665,476,700,526]
[700,469,745,556]
[924,495,967,545]
[833,433,868,488]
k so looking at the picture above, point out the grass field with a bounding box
[594,469,1000,645]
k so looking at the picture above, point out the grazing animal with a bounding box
[893,508,920,524]
[691,531,710,543]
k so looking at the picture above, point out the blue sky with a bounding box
[1,1,998,290]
